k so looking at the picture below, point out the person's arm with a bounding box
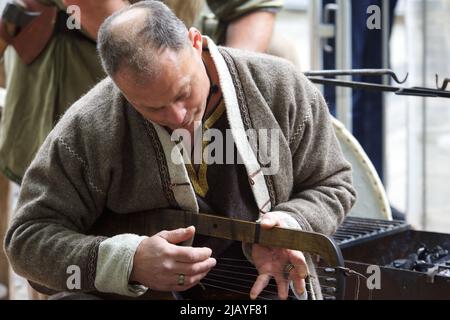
[63,0,129,39]
[244,66,356,299]
[4,130,113,293]
[225,10,275,52]
[3,115,214,296]
[273,79,357,236]
[207,0,282,51]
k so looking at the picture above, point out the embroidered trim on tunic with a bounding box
[58,137,106,196]
[143,119,179,208]
[86,236,108,290]
[186,100,225,197]
[218,48,277,206]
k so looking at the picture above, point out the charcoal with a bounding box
[413,260,434,272]
[389,244,449,272]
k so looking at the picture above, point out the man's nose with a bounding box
[166,102,187,126]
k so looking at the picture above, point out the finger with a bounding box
[174,257,217,276]
[291,274,306,297]
[175,271,209,291]
[171,245,213,263]
[158,226,195,244]
[289,251,309,278]
[274,273,290,300]
[259,213,280,229]
[185,271,210,290]
[250,274,271,300]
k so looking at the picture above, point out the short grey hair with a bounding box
[97,0,189,79]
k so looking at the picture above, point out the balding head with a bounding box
[108,7,148,41]
[97,1,189,80]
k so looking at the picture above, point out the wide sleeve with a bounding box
[274,83,357,236]
[4,131,147,297]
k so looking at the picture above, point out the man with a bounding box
[0,0,283,184]
[0,0,284,299]
[5,1,356,300]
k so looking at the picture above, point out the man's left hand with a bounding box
[250,212,309,300]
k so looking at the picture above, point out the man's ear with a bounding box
[188,27,203,54]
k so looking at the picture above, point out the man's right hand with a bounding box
[129,226,216,291]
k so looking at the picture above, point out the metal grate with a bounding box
[333,217,410,249]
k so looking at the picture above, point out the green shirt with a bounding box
[0,8,104,183]
[0,0,282,183]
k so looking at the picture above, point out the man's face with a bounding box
[114,43,209,134]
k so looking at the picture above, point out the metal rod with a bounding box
[309,0,322,71]
[304,69,408,84]
[308,77,399,92]
[382,0,391,84]
[335,0,352,131]
[436,75,450,91]
[343,218,403,226]
[421,0,428,230]
[307,77,450,98]
[338,225,374,231]
[382,0,392,189]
